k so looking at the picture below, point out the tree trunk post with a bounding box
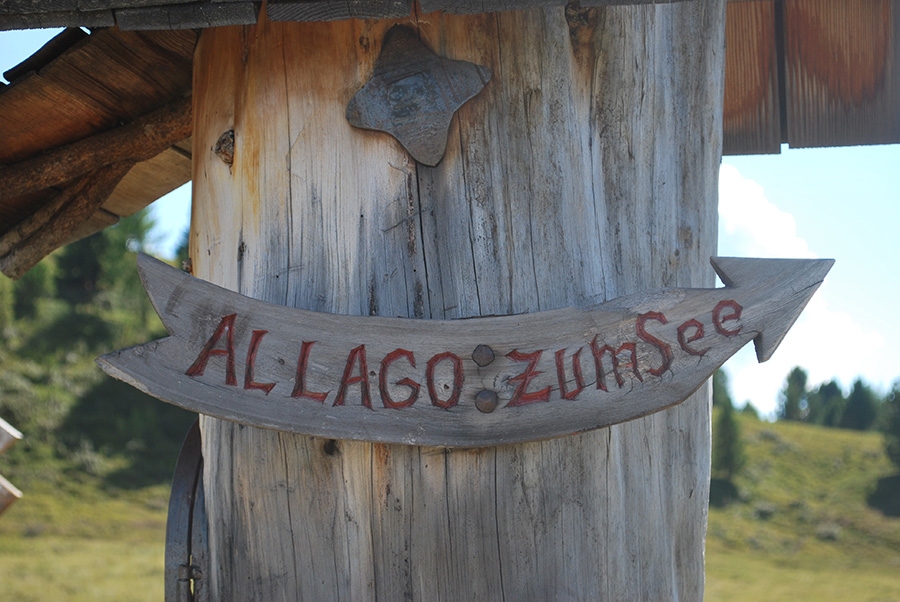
[190,3,725,599]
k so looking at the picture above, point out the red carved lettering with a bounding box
[334,345,372,408]
[677,319,708,356]
[636,311,673,377]
[244,330,276,394]
[555,347,586,400]
[379,349,421,409]
[713,300,743,336]
[426,352,463,409]
[291,341,328,403]
[590,337,642,390]
[186,314,237,386]
[506,350,551,406]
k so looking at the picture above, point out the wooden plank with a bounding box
[0,95,191,203]
[267,0,411,22]
[0,418,22,456]
[102,145,192,217]
[0,474,22,517]
[784,0,900,148]
[100,254,831,447]
[0,29,194,166]
[723,0,781,155]
[0,418,23,517]
[116,2,258,29]
[36,29,195,123]
[164,420,202,602]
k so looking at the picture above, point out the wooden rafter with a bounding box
[0,161,135,279]
[0,96,192,203]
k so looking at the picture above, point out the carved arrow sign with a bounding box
[98,255,832,447]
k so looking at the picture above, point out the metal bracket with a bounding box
[165,419,208,602]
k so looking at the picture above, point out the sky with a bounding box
[3,27,899,417]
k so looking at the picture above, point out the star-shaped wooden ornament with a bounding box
[346,26,492,167]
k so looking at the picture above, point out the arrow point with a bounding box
[710,257,834,363]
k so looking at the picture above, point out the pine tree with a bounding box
[881,382,900,469]
[806,380,846,426]
[712,380,745,481]
[778,366,808,421]
[840,379,880,431]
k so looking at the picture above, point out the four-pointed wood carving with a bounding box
[346,26,491,166]
[99,255,832,447]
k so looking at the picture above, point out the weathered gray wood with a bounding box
[0,418,22,517]
[267,0,412,22]
[0,8,113,29]
[346,26,491,166]
[100,254,831,446]
[188,4,727,600]
[0,418,22,456]
[0,474,22,516]
[117,2,258,30]
[164,420,202,602]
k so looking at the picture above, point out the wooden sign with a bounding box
[98,254,832,447]
[0,417,22,516]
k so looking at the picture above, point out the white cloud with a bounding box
[718,165,815,259]
[717,164,896,415]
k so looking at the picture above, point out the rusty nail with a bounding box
[472,344,495,367]
[474,389,499,414]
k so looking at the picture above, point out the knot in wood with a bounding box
[214,130,235,166]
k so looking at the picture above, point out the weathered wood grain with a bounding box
[100,254,831,446]
[188,3,727,599]
[267,0,412,22]
[116,2,258,30]
[346,26,491,166]
[0,95,191,203]
[0,161,134,279]
[0,475,22,517]
[0,418,23,517]
[0,418,22,456]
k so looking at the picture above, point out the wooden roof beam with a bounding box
[0,95,192,203]
[0,161,135,279]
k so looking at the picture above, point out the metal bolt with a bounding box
[472,344,495,367]
[474,389,498,413]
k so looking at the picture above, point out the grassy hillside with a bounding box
[706,414,900,601]
[1,410,898,600]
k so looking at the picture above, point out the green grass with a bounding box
[706,414,900,601]
[1,413,898,600]
[0,478,168,602]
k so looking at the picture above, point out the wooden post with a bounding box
[190,3,725,599]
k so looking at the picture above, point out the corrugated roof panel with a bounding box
[723,0,782,155]
[784,0,900,148]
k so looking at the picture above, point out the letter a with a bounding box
[186,314,237,386]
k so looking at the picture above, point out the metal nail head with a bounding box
[472,344,495,367]
[474,389,499,414]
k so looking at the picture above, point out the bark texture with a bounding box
[191,3,725,600]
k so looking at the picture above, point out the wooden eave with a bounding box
[0,26,195,279]
[0,0,897,278]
